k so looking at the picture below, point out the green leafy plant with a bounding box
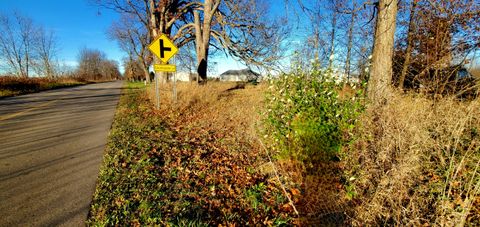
[262,68,364,164]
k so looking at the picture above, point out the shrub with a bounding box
[262,68,364,164]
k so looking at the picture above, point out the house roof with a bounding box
[469,68,480,79]
[220,68,260,77]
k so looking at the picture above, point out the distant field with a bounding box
[0,76,88,98]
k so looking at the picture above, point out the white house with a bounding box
[168,72,197,82]
[219,68,261,82]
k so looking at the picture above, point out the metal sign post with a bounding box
[155,71,160,109]
[147,34,179,109]
[173,56,177,104]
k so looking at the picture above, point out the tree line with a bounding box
[0,12,121,81]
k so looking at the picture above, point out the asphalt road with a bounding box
[0,81,123,226]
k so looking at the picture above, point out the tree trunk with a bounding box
[149,0,166,84]
[329,7,337,69]
[139,46,150,83]
[345,1,356,80]
[194,9,208,84]
[398,0,417,90]
[194,0,219,84]
[368,0,398,105]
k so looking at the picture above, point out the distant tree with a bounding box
[0,12,36,77]
[77,48,119,80]
[101,60,122,80]
[32,27,59,78]
[123,57,145,81]
[77,48,104,80]
[393,0,479,95]
[0,12,60,78]
[108,13,150,82]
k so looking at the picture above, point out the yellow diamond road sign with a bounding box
[148,34,178,64]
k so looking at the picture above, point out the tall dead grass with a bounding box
[146,82,265,139]
[345,92,480,225]
[0,76,86,97]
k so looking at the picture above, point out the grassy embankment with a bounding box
[89,73,480,225]
[88,82,296,226]
[0,76,89,98]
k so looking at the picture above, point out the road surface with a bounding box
[0,81,123,226]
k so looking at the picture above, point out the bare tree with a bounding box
[392,0,479,95]
[77,48,105,80]
[344,0,357,80]
[108,14,150,82]
[328,0,338,69]
[94,0,197,83]
[17,13,35,78]
[32,27,59,78]
[77,47,121,81]
[396,0,417,89]
[123,57,145,81]
[192,0,287,82]
[100,60,122,80]
[0,12,36,77]
[368,0,398,105]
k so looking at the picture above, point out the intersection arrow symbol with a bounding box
[148,34,178,64]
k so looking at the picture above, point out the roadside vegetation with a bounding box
[261,67,365,225]
[264,66,480,225]
[88,82,296,226]
[90,70,479,226]
[0,76,88,98]
[343,92,480,225]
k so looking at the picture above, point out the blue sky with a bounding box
[0,0,125,69]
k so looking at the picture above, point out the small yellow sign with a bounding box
[154,64,176,72]
[148,34,178,64]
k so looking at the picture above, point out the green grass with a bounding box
[87,83,172,226]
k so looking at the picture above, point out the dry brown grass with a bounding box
[147,82,265,138]
[141,82,297,224]
[345,92,480,225]
[0,76,87,97]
